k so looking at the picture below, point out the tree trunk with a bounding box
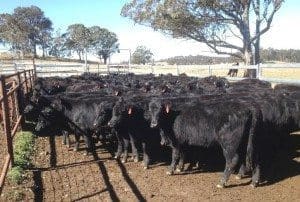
[254,0,261,65]
[243,47,256,78]
[103,56,108,65]
[77,51,81,61]
[33,43,37,58]
[42,45,45,58]
[241,2,256,78]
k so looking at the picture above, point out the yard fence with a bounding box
[0,69,35,193]
[1,59,300,85]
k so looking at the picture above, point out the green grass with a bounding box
[7,131,35,185]
[7,166,23,185]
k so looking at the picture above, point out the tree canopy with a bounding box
[131,45,153,64]
[0,6,52,58]
[122,0,284,77]
[89,26,119,64]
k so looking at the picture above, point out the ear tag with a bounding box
[128,107,132,115]
[166,105,170,114]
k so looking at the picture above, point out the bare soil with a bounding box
[1,132,300,201]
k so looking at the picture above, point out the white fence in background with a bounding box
[1,61,300,85]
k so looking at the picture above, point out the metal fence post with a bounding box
[0,75,14,166]
[32,58,37,79]
[176,64,180,76]
[24,71,28,94]
[208,65,212,76]
[257,64,262,79]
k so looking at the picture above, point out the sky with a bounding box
[0,0,300,61]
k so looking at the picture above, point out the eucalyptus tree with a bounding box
[132,45,153,64]
[89,26,119,64]
[64,24,91,60]
[49,30,70,58]
[122,0,284,77]
[0,6,52,58]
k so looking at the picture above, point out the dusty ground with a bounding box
[1,131,299,201]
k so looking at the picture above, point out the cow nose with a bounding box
[150,122,157,128]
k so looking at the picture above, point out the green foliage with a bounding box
[122,0,284,66]
[7,166,23,185]
[7,131,35,185]
[0,6,52,57]
[132,45,153,64]
[260,48,300,63]
[14,131,35,168]
[64,24,91,60]
[89,26,119,64]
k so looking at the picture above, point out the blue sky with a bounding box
[1,0,300,60]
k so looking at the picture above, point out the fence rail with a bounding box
[0,69,35,193]
[1,60,300,85]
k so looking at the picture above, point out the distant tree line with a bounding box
[160,55,235,65]
[0,6,119,64]
[161,48,300,65]
[260,48,300,63]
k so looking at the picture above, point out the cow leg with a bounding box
[83,135,93,155]
[251,164,261,188]
[236,164,246,179]
[176,151,185,172]
[74,133,80,151]
[167,147,180,175]
[122,138,130,163]
[62,130,70,148]
[114,136,123,159]
[217,153,239,188]
[142,142,150,169]
[129,135,139,162]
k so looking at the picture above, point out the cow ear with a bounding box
[128,107,132,115]
[115,90,120,96]
[165,104,170,113]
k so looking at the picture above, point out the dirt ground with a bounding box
[1,132,300,201]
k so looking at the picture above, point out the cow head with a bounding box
[108,97,127,128]
[93,102,113,129]
[148,99,172,128]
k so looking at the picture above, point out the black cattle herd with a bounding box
[23,73,300,188]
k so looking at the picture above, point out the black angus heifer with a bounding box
[149,99,259,188]
[108,97,159,169]
[37,97,117,154]
[93,100,116,143]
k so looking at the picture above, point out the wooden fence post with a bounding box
[0,75,14,166]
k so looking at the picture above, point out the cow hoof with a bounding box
[62,141,66,145]
[121,159,127,163]
[134,157,139,163]
[166,171,173,175]
[250,182,258,188]
[114,155,119,159]
[143,166,149,170]
[175,168,182,173]
[73,148,78,152]
[216,184,225,189]
[235,175,242,180]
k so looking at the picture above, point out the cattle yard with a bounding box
[0,63,300,201]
